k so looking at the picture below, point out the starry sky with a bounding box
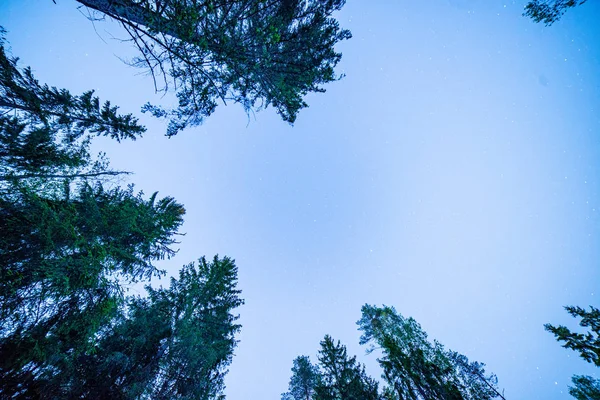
[1,0,599,399]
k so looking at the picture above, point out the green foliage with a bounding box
[148,256,243,399]
[545,306,600,367]
[546,306,600,400]
[78,0,352,136]
[0,28,144,187]
[284,306,503,400]
[568,375,600,400]
[65,256,243,400]
[0,28,143,141]
[524,0,588,25]
[0,33,176,397]
[0,32,245,400]
[282,356,320,400]
[0,183,186,398]
[357,304,503,400]
[283,336,380,400]
[314,335,380,400]
[0,185,184,312]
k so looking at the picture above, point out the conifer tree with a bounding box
[569,375,600,400]
[74,0,352,136]
[66,256,243,400]
[0,27,143,188]
[282,356,321,400]
[546,306,600,400]
[524,0,588,25]
[357,304,504,400]
[0,32,188,398]
[315,335,380,400]
[282,336,380,400]
[283,306,504,400]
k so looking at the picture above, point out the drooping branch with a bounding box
[0,98,141,138]
[72,0,351,135]
[524,0,588,25]
[77,0,198,43]
[0,170,130,182]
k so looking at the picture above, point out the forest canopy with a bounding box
[76,0,352,136]
[0,34,243,399]
[281,305,506,400]
[0,0,598,398]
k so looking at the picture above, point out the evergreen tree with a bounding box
[283,336,380,400]
[282,356,320,400]
[569,375,600,400]
[67,256,243,400]
[0,32,187,398]
[0,183,186,398]
[314,335,380,400]
[74,0,352,136]
[546,306,600,400]
[0,27,143,188]
[149,256,243,400]
[357,304,504,400]
[546,306,600,367]
[524,0,588,25]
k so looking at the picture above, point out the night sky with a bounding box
[1,0,599,399]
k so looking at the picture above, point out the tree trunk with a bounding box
[0,170,129,181]
[76,0,188,42]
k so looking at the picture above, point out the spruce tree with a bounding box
[0,27,143,188]
[524,0,588,25]
[0,31,246,398]
[0,32,186,398]
[66,256,243,400]
[546,306,600,400]
[315,335,380,400]
[283,336,380,400]
[569,375,600,400]
[282,356,320,400]
[74,0,352,136]
[357,304,504,400]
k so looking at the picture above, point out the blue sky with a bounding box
[1,0,599,399]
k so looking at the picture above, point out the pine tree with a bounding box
[546,306,600,367]
[283,336,380,400]
[524,0,588,25]
[0,32,188,398]
[357,304,504,400]
[0,184,186,398]
[65,256,243,400]
[569,375,600,400]
[74,0,352,136]
[0,27,143,189]
[282,356,320,400]
[150,256,243,400]
[315,335,380,400]
[546,306,600,400]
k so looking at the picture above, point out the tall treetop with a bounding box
[0,29,144,188]
[524,0,588,25]
[0,28,145,142]
[545,305,600,367]
[76,0,352,136]
[358,304,504,400]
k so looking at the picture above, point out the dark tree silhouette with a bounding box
[75,0,352,136]
[524,0,588,25]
